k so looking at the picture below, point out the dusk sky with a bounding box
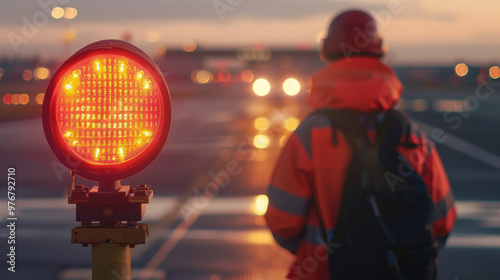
[1,0,499,65]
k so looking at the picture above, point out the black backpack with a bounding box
[312,109,438,280]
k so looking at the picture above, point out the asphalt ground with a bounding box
[0,85,499,279]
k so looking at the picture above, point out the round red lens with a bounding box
[43,40,171,181]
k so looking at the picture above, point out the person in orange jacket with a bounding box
[265,9,456,280]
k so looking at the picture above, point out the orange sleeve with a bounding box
[265,131,314,252]
[423,141,456,243]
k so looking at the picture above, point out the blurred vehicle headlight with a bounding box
[253,134,270,149]
[253,195,269,216]
[282,78,301,96]
[253,117,271,131]
[253,78,271,96]
[283,117,300,131]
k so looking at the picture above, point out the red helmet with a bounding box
[321,9,384,61]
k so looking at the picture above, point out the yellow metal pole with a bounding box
[92,243,131,280]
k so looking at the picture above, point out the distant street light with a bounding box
[51,7,78,20]
[51,7,64,19]
[454,63,469,77]
[63,7,78,19]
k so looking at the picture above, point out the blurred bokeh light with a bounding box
[183,40,197,52]
[455,63,469,77]
[253,117,271,131]
[252,78,271,96]
[253,134,270,149]
[489,66,500,79]
[282,78,301,96]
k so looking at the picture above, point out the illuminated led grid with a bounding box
[54,54,162,165]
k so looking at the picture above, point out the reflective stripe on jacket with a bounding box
[265,56,456,280]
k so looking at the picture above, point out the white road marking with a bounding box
[136,196,261,279]
[2,197,500,250]
[456,201,500,218]
[0,196,257,221]
[447,234,500,248]
[416,121,500,170]
[160,228,275,246]
[433,99,466,112]
[137,215,194,280]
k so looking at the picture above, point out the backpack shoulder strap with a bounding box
[311,108,369,150]
[374,109,411,170]
[309,109,371,245]
[309,109,409,244]
[376,109,408,147]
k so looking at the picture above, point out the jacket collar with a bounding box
[307,56,402,112]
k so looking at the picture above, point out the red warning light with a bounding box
[3,93,13,105]
[43,40,171,181]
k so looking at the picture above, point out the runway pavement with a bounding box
[0,88,499,279]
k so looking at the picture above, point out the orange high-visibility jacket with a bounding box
[265,56,456,280]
